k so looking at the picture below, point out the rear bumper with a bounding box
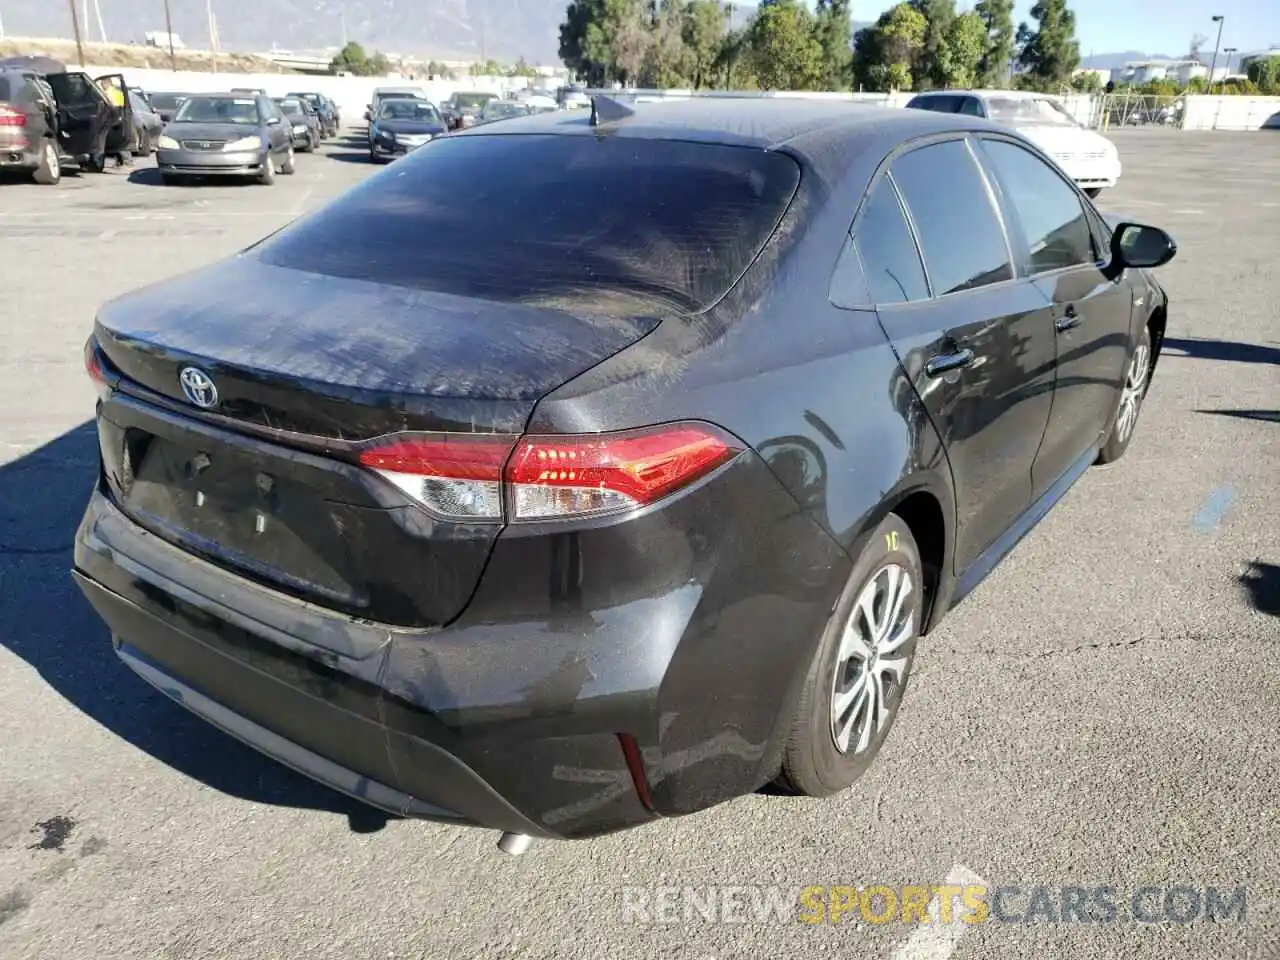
[73,441,847,838]
[156,148,265,175]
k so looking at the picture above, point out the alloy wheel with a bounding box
[829,564,915,755]
[1115,342,1150,445]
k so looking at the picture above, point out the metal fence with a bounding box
[1096,93,1186,131]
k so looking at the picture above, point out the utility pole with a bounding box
[1207,15,1225,87]
[93,0,106,41]
[67,0,86,66]
[164,0,177,72]
[208,0,219,72]
[1221,47,1237,93]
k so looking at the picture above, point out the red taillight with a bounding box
[506,425,740,520]
[357,434,516,521]
[84,338,111,401]
[0,106,23,127]
[356,422,741,523]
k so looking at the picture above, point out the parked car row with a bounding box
[0,55,343,188]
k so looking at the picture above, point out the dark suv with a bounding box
[0,60,134,184]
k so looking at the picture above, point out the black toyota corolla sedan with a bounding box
[74,97,1176,852]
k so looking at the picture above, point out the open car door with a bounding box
[44,70,114,163]
[95,72,137,155]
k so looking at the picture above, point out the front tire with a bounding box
[1096,324,1153,464]
[280,145,296,175]
[257,152,276,185]
[780,513,923,797]
[33,139,61,184]
[137,129,154,157]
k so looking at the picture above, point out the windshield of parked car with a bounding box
[453,92,495,111]
[986,97,1080,126]
[482,101,528,120]
[174,96,261,124]
[277,98,307,118]
[377,99,443,123]
[148,93,186,111]
[255,134,802,315]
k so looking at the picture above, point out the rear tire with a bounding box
[1096,324,1153,464]
[33,139,61,185]
[779,513,923,798]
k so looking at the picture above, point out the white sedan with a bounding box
[905,89,1121,198]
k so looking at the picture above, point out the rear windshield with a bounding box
[255,134,801,314]
[454,92,495,109]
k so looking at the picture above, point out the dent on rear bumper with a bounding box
[73,451,849,839]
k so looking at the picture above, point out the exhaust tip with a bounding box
[497,832,533,856]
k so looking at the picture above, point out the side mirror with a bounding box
[1103,222,1177,280]
[266,116,281,125]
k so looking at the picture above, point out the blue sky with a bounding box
[855,0,1279,58]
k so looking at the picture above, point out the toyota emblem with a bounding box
[179,366,219,409]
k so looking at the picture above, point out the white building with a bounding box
[1119,59,1208,85]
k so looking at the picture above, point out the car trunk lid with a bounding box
[91,255,660,626]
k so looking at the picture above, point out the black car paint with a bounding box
[74,103,1172,840]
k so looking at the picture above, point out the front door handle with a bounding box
[1055,305,1081,332]
[925,348,975,377]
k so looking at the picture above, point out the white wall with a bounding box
[83,65,539,118]
[1181,95,1280,130]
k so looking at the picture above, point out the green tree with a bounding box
[973,0,1014,87]
[1246,55,1280,94]
[643,0,694,87]
[941,11,986,88]
[745,0,822,91]
[683,0,730,88]
[814,0,854,90]
[425,59,456,80]
[1015,0,1081,90]
[560,0,652,85]
[331,41,388,76]
[560,0,608,84]
[1069,70,1101,92]
[853,3,926,91]
[909,0,955,89]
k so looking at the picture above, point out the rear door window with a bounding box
[0,77,11,102]
[959,97,985,117]
[850,175,929,305]
[256,134,802,315]
[890,139,1014,296]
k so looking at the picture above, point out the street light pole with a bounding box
[1221,48,1237,94]
[1206,15,1225,87]
[67,0,86,66]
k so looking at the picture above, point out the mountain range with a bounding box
[2,0,1174,74]
[1,0,568,65]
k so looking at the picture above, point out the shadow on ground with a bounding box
[0,422,393,832]
[1198,409,1280,424]
[1240,562,1280,618]
[1163,337,1280,366]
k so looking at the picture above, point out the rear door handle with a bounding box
[925,348,975,377]
[1055,305,1081,332]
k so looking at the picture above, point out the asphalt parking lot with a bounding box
[0,126,1277,960]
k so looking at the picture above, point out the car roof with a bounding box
[452,97,1013,175]
[912,89,1057,100]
